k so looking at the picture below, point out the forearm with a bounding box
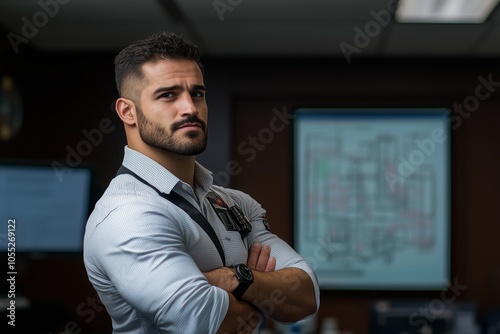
[242,267,317,322]
[217,294,262,334]
[204,269,263,333]
[204,246,318,323]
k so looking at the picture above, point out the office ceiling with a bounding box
[1,0,500,58]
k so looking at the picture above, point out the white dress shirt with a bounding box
[83,146,319,333]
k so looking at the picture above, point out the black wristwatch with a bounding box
[232,263,254,300]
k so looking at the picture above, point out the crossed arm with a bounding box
[204,243,318,333]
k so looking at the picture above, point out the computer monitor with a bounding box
[294,108,451,290]
[0,162,93,254]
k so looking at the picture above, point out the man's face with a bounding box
[135,59,208,156]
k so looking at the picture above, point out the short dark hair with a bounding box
[114,31,203,98]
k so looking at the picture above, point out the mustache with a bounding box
[171,116,206,132]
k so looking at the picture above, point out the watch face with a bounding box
[238,264,253,281]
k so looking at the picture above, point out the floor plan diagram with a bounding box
[294,109,450,289]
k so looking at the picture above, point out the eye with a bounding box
[192,91,205,98]
[159,92,175,99]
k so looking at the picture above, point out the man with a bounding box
[83,31,319,334]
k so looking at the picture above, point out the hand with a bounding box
[247,243,276,272]
[203,267,239,292]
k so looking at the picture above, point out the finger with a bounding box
[247,243,262,270]
[255,244,271,271]
[265,256,276,272]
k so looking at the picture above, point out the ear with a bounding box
[115,97,136,126]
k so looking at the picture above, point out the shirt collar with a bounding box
[121,146,214,196]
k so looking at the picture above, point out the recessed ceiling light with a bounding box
[396,0,500,23]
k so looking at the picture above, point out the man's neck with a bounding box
[159,154,196,188]
[130,143,196,188]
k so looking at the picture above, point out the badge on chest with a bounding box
[206,191,252,239]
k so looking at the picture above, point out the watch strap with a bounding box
[231,264,253,300]
[232,279,251,300]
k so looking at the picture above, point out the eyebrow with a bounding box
[152,84,207,96]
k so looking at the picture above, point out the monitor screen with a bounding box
[294,108,451,290]
[0,163,92,253]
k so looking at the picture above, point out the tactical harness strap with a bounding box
[116,165,227,266]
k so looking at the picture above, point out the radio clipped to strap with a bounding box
[206,190,252,240]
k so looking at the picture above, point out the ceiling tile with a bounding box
[1,0,173,52]
[0,0,498,57]
[383,24,490,56]
[176,0,395,23]
[196,22,386,57]
[474,26,500,56]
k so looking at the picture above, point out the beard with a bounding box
[136,106,208,156]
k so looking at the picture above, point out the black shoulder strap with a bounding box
[116,165,226,266]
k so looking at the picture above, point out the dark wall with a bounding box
[1,32,120,333]
[228,58,500,333]
[1,30,499,333]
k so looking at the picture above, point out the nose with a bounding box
[180,93,199,117]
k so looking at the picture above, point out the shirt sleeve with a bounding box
[84,194,229,333]
[220,188,321,313]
